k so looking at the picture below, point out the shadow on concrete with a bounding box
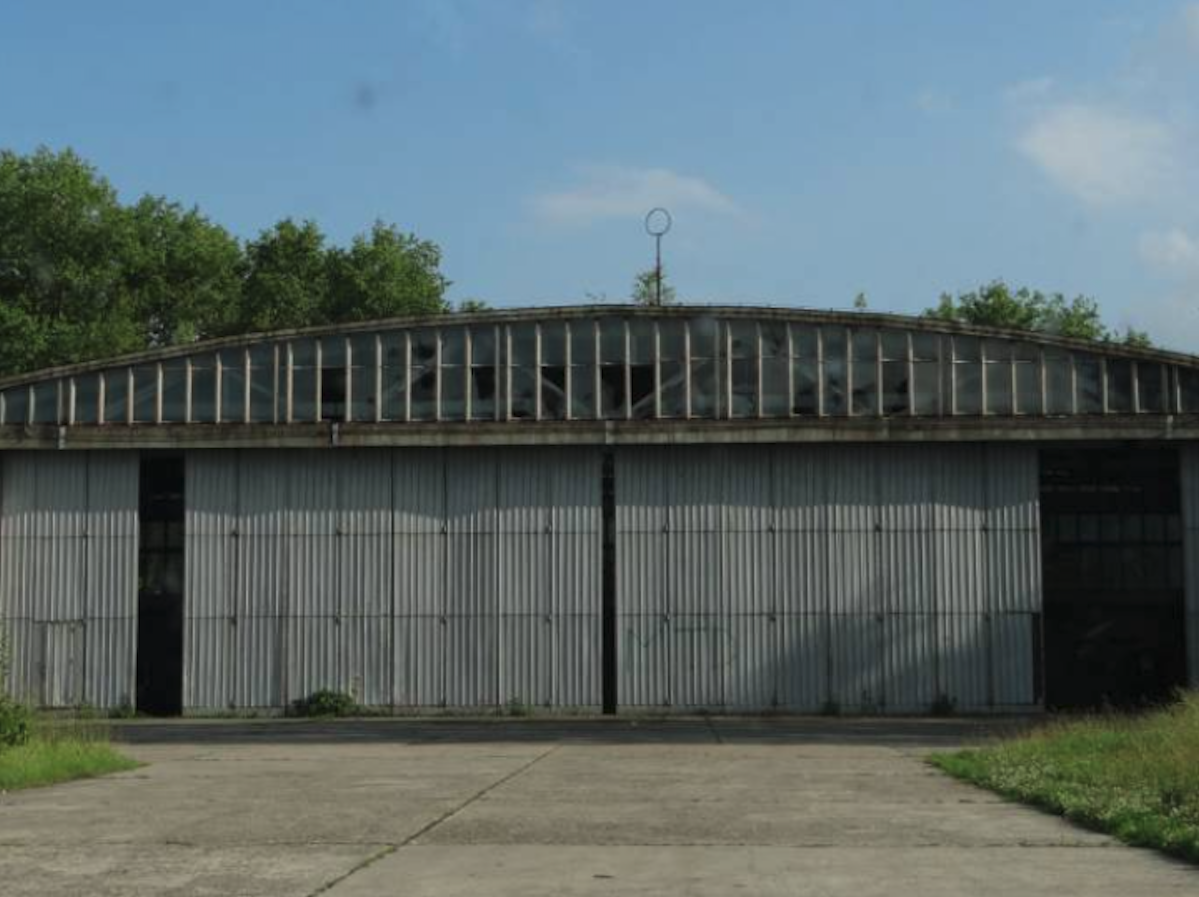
[111,716,1036,747]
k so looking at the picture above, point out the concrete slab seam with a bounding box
[309,744,559,896]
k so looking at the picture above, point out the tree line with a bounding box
[0,147,453,377]
[1,147,1151,379]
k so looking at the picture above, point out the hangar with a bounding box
[0,305,1196,715]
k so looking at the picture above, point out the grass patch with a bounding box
[930,691,1199,862]
[0,716,140,792]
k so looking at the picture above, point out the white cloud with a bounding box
[1015,103,1178,205]
[1139,228,1199,278]
[1183,3,1199,53]
[531,165,740,226]
[1137,227,1199,350]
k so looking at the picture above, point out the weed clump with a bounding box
[289,689,358,718]
[0,696,32,748]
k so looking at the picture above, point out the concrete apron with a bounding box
[0,719,1195,896]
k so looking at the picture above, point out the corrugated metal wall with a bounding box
[1181,445,1199,688]
[615,444,1042,713]
[3,443,1048,713]
[183,448,603,711]
[0,452,138,709]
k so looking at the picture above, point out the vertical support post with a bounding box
[184,358,193,424]
[534,323,543,422]
[875,330,883,417]
[935,334,945,416]
[601,448,617,715]
[1010,345,1018,416]
[845,328,855,416]
[948,337,957,416]
[786,323,796,417]
[243,347,252,424]
[270,343,279,424]
[1069,353,1078,415]
[816,326,825,417]
[980,340,988,417]
[503,325,512,421]
[125,368,134,425]
[374,334,384,423]
[563,322,572,422]
[154,362,164,424]
[433,329,442,422]
[724,321,733,419]
[623,319,632,420]
[404,331,413,422]
[285,343,295,424]
[465,325,474,422]
[655,233,662,306]
[653,320,662,419]
[1038,347,1048,415]
[214,353,223,424]
[593,320,602,420]
[906,332,916,417]
[683,319,693,419]
[1101,358,1110,415]
[494,324,502,422]
[344,336,352,424]
[755,322,764,419]
[314,340,323,422]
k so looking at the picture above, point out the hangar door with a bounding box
[183,448,602,711]
[615,443,1043,713]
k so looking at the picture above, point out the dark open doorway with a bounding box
[136,455,185,715]
[1040,447,1187,709]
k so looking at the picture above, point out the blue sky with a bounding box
[4,2,1199,347]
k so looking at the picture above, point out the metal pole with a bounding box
[645,208,671,307]
[655,233,662,306]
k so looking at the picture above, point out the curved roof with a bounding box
[2,304,1198,448]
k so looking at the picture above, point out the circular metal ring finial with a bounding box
[645,207,672,237]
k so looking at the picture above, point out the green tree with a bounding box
[632,267,676,306]
[0,147,243,375]
[323,221,449,323]
[925,280,1151,346]
[124,195,243,345]
[455,298,490,313]
[0,147,454,376]
[0,147,141,374]
[235,219,329,333]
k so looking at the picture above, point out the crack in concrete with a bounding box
[306,744,559,896]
